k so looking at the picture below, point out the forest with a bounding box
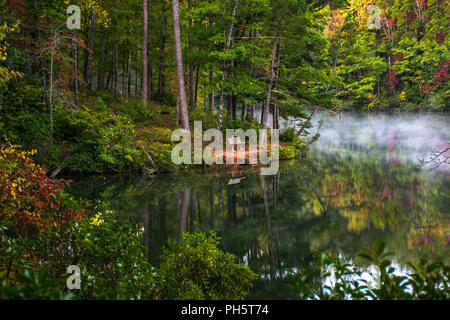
[0,0,449,301]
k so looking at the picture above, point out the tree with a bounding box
[171,0,190,130]
[141,0,148,104]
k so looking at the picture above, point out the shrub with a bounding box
[280,128,297,143]
[0,143,84,232]
[288,240,449,300]
[147,142,180,173]
[35,206,157,300]
[279,145,298,160]
[157,232,258,300]
[95,97,108,111]
[57,107,148,173]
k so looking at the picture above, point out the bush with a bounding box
[288,240,449,300]
[0,143,84,232]
[223,116,262,133]
[57,107,149,173]
[0,147,156,299]
[279,145,298,160]
[280,128,297,143]
[37,206,157,300]
[157,232,258,300]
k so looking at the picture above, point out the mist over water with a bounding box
[310,111,450,172]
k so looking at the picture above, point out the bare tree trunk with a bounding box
[209,70,214,112]
[261,35,278,129]
[176,96,180,126]
[218,0,240,130]
[209,188,214,229]
[86,7,95,91]
[187,2,195,110]
[135,49,139,96]
[127,50,132,97]
[273,44,281,129]
[97,30,105,90]
[72,37,79,106]
[194,64,200,109]
[189,66,195,110]
[113,40,119,99]
[49,45,55,137]
[157,2,167,100]
[141,0,149,104]
[172,0,190,130]
[122,48,126,94]
[33,0,46,102]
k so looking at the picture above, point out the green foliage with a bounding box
[223,116,262,133]
[0,268,75,300]
[330,0,449,110]
[279,145,298,160]
[279,128,308,159]
[288,240,449,300]
[157,232,258,300]
[58,107,148,173]
[280,128,297,143]
[147,142,178,173]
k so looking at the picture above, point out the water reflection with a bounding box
[68,112,449,299]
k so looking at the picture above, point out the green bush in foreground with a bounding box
[157,232,258,300]
[288,240,449,300]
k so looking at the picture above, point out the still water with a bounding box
[68,111,450,299]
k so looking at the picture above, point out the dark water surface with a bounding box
[68,112,450,299]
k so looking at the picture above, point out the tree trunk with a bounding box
[113,40,119,99]
[172,0,190,130]
[33,0,46,103]
[141,0,149,103]
[72,37,79,106]
[187,2,195,110]
[218,0,240,130]
[188,65,195,109]
[157,2,167,100]
[86,7,95,91]
[49,45,55,137]
[122,48,126,94]
[209,70,214,112]
[261,35,278,129]
[135,49,139,96]
[97,31,105,90]
[194,64,200,109]
[127,50,132,97]
[209,188,214,229]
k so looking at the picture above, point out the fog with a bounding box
[309,112,450,172]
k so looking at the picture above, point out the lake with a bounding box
[68,111,450,299]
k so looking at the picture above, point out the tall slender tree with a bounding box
[141,0,149,104]
[172,0,190,130]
